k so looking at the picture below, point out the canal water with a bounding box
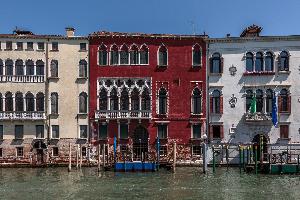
[0,167,300,200]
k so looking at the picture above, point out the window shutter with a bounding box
[287,95,291,113]
[277,55,281,71]
[220,95,223,114]
[209,57,212,73]
[209,125,213,140]
[210,96,213,113]
[278,96,282,113]
[220,57,224,73]
[220,125,224,139]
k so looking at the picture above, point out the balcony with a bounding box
[95,110,152,119]
[0,111,46,120]
[0,75,45,83]
[244,112,272,122]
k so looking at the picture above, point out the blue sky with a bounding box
[2,0,300,37]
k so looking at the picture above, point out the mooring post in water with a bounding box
[113,137,117,164]
[212,146,216,173]
[98,144,101,172]
[202,142,207,174]
[156,137,160,171]
[68,143,72,172]
[246,146,249,165]
[76,144,79,170]
[173,142,176,173]
[80,144,82,169]
[243,146,246,171]
[239,145,242,174]
[226,145,229,171]
[255,145,258,174]
[297,155,300,173]
[103,144,106,170]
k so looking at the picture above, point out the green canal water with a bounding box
[0,167,300,200]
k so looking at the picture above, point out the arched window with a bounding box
[0,93,2,111]
[279,51,289,71]
[246,52,254,72]
[99,88,108,110]
[110,45,119,65]
[5,59,13,76]
[192,44,201,66]
[140,44,149,64]
[79,60,87,78]
[51,93,58,114]
[15,92,24,111]
[211,53,221,73]
[141,88,151,110]
[0,59,3,75]
[212,90,221,113]
[36,92,44,111]
[110,88,118,110]
[36,60,44,76]
[131,88,140,111]
[25,93,34,111]
[79,92,87,113]
[98,44,108,65]
[130,45,139,64]
[256,89,263,112]
[5,92,13,111]
[158,88,167,114]
[50,60,58,77]
[266,89,273,114]
[158,45,168,66]
[246,90,253,111]
[265,52,273,72]
[120,89,129,110]
[15,59,24,75]
[255,52,263,72]
[192,88,202,114]
[280,89,289,112]
[120,44,129,64]
[26,60,34,76]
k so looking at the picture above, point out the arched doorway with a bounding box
[33,140,47,165]
[252,134,268,162]
[132,125,149,161]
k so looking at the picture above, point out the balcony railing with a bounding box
[0,75,45,83]
[95,110,152,119]
[245,112,272,122]
[0,111,46,120]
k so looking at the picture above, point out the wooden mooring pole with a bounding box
[202,142,207,174]
[98,144,101,172]
[103,144,106,170]
[68,143,72,172]
[76,144,79,169]
[80,144,82,169]
[173,142,176,173]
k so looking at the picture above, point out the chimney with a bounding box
[226,33,231,38]
[65,27,75,37]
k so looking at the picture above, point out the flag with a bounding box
[272,93,278,127]
[250,95,256,113]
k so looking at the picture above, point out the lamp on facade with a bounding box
[229,65,237,76]
[202,133,208,143]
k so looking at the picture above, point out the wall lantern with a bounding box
[229,65,237,76]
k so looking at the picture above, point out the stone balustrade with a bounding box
[0,75,44,83]
[0,111,46,120]
[95,110,151,119]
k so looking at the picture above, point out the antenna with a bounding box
[188,20,196,35]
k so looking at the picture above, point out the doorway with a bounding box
[132,125,149,161]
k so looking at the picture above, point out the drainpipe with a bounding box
[45,39,50,146]
[206,41,209,141]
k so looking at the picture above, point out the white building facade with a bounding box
[0,28,89,164]
[207,25,300,148]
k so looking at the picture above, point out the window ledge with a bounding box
[48,77,59,80]
[50,50,59,52]
[77,77,88,80]
[25,49,34,51]
[243,71,275,76]
[278,71,291,74]
[14,49,23,51]
[51,138,60,140]
[77,113,88,116]
[36,49,45,52]
[279,138,291,141]
[210,112,222,115]
[49,113,59,117]
[79,50,87,52]
[191,113,203,116]
[157,65,168,68]
[192,64,202,68]
[4,49,12,51]
[209,73,222,76]
[279,112,291,115]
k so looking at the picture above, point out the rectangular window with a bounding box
[52,125,59,139]
[52,42,58,51]
[36,125,44,138]
[212,125,221,139]
[99,124,108,139]
[15,125,24,139]
[6,41,12,50]
[99,51,107,65]
[280,125,289,139]
[16,42,23,50]
[120,124,128,139]
[0,148,2,157]
[0,125,3,140]
[158,124,167,139]
[192,145,202,156]
[16,147,23,157]
[80,43,87,51]
[192,124,201,139]
[80,125,88,139]
[52,147,59,157]
[81,146,87,157]
[37,42,44,50]
[27,42,33,50]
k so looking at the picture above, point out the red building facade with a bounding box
[89,31,207,162]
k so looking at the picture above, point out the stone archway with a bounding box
[132,125,149,161]
[33,140,47,165]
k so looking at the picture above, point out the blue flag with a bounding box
[272,93,278,127]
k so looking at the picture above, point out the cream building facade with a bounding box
[0,28,89,164]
